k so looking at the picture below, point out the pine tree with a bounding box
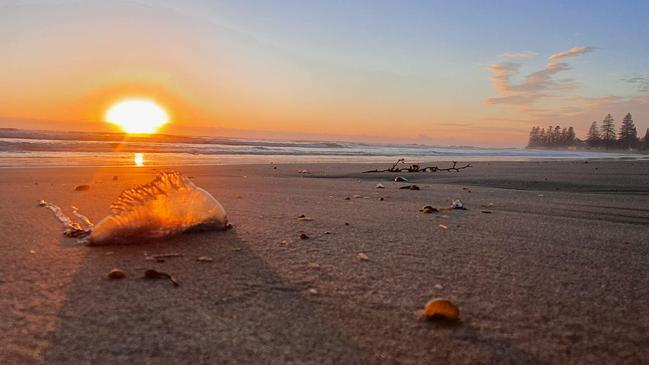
[527,126,540,147]
[586,121,601,148]
[618,113,638,149]
[644,129,649,150]
[600,114,616,148]
[560,128,568,146]
[553,126,561,146]
[566,127,576,146]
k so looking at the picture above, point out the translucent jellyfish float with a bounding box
[40,171,229,245]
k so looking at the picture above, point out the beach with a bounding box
[1,160,648,364]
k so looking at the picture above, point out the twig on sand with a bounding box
[363,159,472,173]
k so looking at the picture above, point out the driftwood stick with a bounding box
[363,159,472,173]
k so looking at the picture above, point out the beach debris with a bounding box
[423,298,460,321]
[356,252,370,261]
[375,183,385,189]
[420,206,439,214]
[438,224,448,230]
[108,269,126,280]
[400,185,420,190]
[74,184,90,191]
[299,233,310,240]
[41,171,230,245]
[365,159,472,173]
[451,199,465,209]
[481,210,493,214]
[196,256,214,263]
[296,214,314,221]
[394,176,408,182]
[145,252,183,261]
[144,269,179,286]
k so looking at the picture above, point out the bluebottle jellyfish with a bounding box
[40,171,229,245]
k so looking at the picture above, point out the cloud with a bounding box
[547,47,595,64]
[501,51,538,58]
[485,46,595,106]
[623,76,649,93]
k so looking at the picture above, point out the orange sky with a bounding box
[1,1,647,147]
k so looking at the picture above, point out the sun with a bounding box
[105,99,169,134]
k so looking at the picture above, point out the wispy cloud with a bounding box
[485,46,595,106]
[501,50,538,58]
[547,46,595,64]
[623,76,649,93]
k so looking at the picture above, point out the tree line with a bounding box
[527,113,649,150]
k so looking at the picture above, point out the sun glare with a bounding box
[105,99,169,134]
[134,153,144,166]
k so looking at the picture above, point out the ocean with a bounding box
[0,128,642,167]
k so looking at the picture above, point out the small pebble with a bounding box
[74,185,90,191]
[344,197,351,200]
[108,269,126,280]
[307,263,321,269]
[299,233,310,240]
[379,197,384,201]
[375,183,385,189]
[357,252,370,261]
[308,288,318,295]
[438,224,448,230]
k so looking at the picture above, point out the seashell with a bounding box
[108,269,126,279]
[420,206,438,214]
[451,199,465,209]
[423,298,460,321]
[394,176,408,182]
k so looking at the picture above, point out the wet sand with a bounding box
[1,160,648,364]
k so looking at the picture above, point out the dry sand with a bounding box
[1,160,648,364]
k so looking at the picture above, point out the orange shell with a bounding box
[423,298,460,320]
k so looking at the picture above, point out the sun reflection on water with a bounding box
[134,153,144,166]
